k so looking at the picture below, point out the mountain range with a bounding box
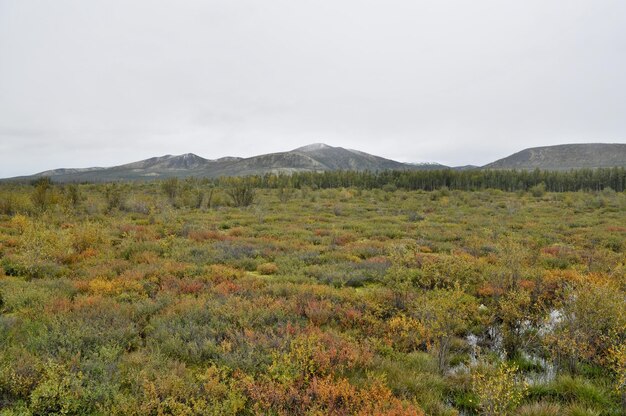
[4,142,625,182]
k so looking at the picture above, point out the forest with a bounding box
[0,173,624,415]
[216,167,626,193]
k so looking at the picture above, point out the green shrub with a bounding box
[530,183,546,198]
[226,181,255,207]
[29,361,87,416]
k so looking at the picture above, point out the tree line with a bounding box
[213,167,626,193]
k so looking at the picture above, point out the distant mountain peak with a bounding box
[178,152,201,158]
[162,153,208,169]
[294,143,333,152]
[163,153,204,160]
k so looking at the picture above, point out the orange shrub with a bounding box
[311,376,424,416]
[118,224,154,241]
[519,279,536,291]
[80,247,98,259]
[244,376,423,416]
[477,283,504,298]
[188,229,227,242]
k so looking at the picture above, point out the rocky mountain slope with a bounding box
[484,143,626,170]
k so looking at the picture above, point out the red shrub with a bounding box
[178,280,205,295]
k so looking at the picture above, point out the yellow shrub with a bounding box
[10,214,31,234]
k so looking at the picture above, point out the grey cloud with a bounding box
[1,0,625,177]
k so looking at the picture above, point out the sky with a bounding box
[1,0,625,177]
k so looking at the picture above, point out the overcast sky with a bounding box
[1,0,625,177]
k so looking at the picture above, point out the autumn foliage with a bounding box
[0,181,624,415]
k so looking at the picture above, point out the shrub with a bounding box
[0,349,41,401]
[161,177,180,200]
[256,262,278,275]
[103,184,125,212]
[0,191,32,215]
[244,375,424,416]
[31,178,58,212]
[471,361,528,416]
[63,184,82,209]
[226,181,255,207]
[530,183,546,198]
[29,361,87,416]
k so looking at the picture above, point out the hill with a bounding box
[4,143,444,182]
[6,142,625,182]
[484,143,626,170]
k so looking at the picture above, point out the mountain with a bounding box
[4,143,445,182]
[407,162,450,170]
[484,143,626,170]
[217,143,417,176]
[117,153,210,170]
[7,142,623,183]
[452,165,480,171]
[294,143,410,170]
[37,167,106,177]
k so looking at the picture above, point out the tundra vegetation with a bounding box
[0,172,624,415]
